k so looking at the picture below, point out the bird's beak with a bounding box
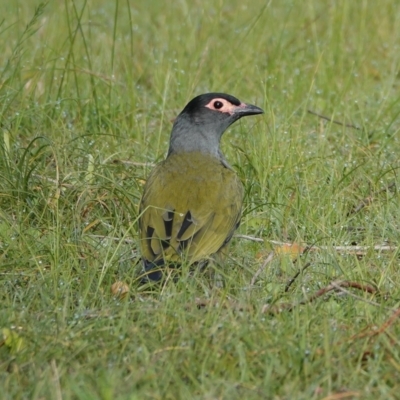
[233,102,264,117]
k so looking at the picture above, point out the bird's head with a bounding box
[168,93,263,157]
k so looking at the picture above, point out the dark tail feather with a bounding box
[141,258,165,282]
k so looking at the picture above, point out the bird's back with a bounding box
[139,151,243,270]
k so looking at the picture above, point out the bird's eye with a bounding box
[213,101,223,109]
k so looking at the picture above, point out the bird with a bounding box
[139,92,263,281]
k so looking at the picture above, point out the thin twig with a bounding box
[250,251,275,286]
[284,262,312,292]
[72,67,118,83]
[307,109,361,130]
[314,245,396,253]
[263,280,378,315]
[269,239,397,254]
[332,281,376,293]
[235,234,264,243]
[329,281,383,309]
[298,280,348,305]
[298,280,377,305]
[351,308,400,340]
[236,236,398,253]
[373,307,400,334]
[347,182,396,216]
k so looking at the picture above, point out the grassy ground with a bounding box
[1,0,400,398]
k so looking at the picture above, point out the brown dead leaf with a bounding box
[111,281,129,299]
[274,242,306,260]
[321,391,361,400]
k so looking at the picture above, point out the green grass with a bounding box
[1,0,400,398]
